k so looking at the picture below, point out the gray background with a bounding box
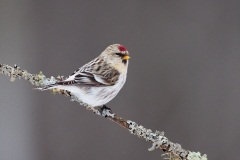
[0,0,239,160]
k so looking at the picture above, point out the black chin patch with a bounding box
[122,59,127,64]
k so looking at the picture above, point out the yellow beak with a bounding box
[123,55,130,60]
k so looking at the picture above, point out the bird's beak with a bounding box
[123,55,130,60]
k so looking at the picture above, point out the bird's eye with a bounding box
[115,53,125,58]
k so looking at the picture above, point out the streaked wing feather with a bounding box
[56,57,120,87]
[74,72,104,86]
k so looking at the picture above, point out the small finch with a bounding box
[39,44,130,108]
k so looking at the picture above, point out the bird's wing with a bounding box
[57,58,120,87]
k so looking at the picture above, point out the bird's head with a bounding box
[101,44,130,73]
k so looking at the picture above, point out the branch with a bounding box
[0,63,207,160]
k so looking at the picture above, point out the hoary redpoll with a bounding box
[39,44,130,108]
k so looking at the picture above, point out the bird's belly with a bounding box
[57,74,126,107]
[75,86,121,107]
[78,75,126,107]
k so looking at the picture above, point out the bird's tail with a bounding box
[35,83,57,91]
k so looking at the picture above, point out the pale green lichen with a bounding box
[187,152,207,160]
[162,152,181,160]
[0,64,48,86]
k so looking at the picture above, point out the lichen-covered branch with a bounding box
[0,63,207,160]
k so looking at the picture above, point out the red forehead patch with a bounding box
[118,45,127,51]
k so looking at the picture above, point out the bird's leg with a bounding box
[101,105,112,112]
[95,105,113,118]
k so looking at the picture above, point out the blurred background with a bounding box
[0,0,240,160]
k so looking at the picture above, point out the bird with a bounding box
[39,44,130,108]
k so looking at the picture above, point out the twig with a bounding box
[0,63,207,160]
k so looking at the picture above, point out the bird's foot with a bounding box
[95,105,114,118]
[101,105,112,112]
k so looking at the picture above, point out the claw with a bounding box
[95,105,114,118]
